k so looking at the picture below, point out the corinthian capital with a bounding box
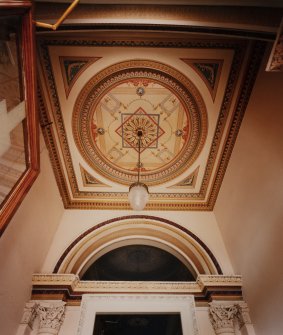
[36,301,66,335]
[209,303,238,334]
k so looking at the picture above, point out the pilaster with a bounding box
[17,301,38,335]
[236,302,256,335]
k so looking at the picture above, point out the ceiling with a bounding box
[36,3,281,210]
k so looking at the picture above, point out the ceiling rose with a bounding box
[73,60,207,186]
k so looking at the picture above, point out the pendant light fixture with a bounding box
[128,129,149,211]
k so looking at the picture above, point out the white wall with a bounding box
[41,210,234,275]
[214,58,283,334]
[0,144,64,335]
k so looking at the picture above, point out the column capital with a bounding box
[36,301,66,335]
[209,302,238,334]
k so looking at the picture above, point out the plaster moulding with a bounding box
[52,216,223,277]
[37,31,266,211]
[31,274,243,305]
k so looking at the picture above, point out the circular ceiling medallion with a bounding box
[73,60,207,185]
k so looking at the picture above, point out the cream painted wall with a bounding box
[41,210,234,275]
[214,57,283,334]
[0,144,64,335]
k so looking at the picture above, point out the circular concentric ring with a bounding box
[73,60,207,186]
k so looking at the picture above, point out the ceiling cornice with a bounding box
[34,0,283,8]
[34,3,283,38]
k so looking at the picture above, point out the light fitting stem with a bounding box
[138,137,141,183]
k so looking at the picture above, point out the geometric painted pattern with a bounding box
[73,60,206,186]
[115,107,165,152]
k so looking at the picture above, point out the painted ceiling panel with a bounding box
[37,32,265,210]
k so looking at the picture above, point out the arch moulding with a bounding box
[53,215,222,277]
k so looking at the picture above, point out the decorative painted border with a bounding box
[37,35,266,210]
[206,40,266,209]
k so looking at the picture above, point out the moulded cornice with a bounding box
[197,274,242,287]
[31,273,243,304]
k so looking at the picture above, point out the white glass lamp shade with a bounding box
[128,182,149,211]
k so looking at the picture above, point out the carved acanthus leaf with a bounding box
[36,302,66,332]
[209,303,238,331]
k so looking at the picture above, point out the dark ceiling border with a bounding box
[36,23,276,41]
